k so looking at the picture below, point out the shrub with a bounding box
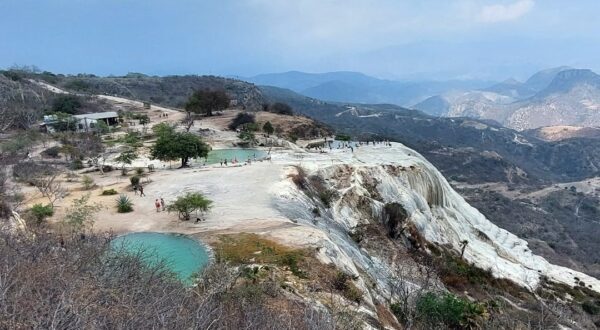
[238,130,256,144]
[415,292,486,328]
[582,300,600,315]
[343,282,363,303]
[2,70,22,81]
[331,271,362,303]
[130,176,140,186]
[51,95,82,114]
[288,133,298,143]
[135,167,144,176]
[71,159,84,170]
[64,79,90,91]
[166,192,212,221]
[30,204,54,224]
[41,146,61,158]
[263,121,274,136]
[228,112,255,130]
[335,134,351,142]
[101,189,118,195]
[116,194,133,213]
[268,102,294,115]
[81,175,94,190]
[279,252,307,278]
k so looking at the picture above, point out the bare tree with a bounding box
[387,258,439,327]
[33,170,66,207]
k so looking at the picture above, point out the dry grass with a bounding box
[215,233,308,278]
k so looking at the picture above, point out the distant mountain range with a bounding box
[246,71,493,106]
[247,67,600,131]
[415,67,600,130]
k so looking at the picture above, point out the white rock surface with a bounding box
[272,142,600,293]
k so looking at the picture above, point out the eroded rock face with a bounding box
[272,143,600,295]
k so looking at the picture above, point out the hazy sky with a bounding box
[1,0,599,80]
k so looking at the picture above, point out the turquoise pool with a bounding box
[196,148,267,164]
[111,232,210,284]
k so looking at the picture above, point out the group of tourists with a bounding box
[133,184,146,196]
[133,184,166,212]
[219,153,260,167]
[154,197,166,212]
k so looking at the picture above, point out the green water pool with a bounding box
[111,232,210,283]
[197,148,267,164]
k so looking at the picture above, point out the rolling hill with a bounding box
[415,67,600,130]
[248,71,493,106]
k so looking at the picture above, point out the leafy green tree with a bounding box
[185,89,230,117]
[263,121,274,136]
[114,150,137,170]
[152,122,175,137]
[151,131,210,168]
[166,192,212,221]
[51,95,82,114]
[138,114,150,127]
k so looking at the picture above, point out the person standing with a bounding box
[139,185,145,197]
[155,199,161,212]
[160,197,165,211]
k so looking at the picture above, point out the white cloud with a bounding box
[478,0,535,23]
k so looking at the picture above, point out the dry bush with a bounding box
[0,230,335,329]
[288,166,308,189]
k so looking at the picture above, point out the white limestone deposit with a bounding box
[271,142,600,294]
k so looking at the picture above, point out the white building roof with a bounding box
[73,112,118,120]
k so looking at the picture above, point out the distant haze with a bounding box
[1,0,599,80]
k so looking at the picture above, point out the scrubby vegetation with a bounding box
[101,188,118,195]
[414,292,487,328]
[266,102,294,115]
[29,203,54,224]
[0,230,337,329]
[288,166,337,208]
[166,192,212,220]
[116,194,134,213]
[81,175,95,190]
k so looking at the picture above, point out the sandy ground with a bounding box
[23,81,343,248]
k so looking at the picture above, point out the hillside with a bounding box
[525,125,600,141]
[415,67,600,130]
[260,85,600,184]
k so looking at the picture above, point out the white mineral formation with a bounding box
[272,142,600,294]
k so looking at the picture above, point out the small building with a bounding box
[73,112,119,132]
[41,112,119,133]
